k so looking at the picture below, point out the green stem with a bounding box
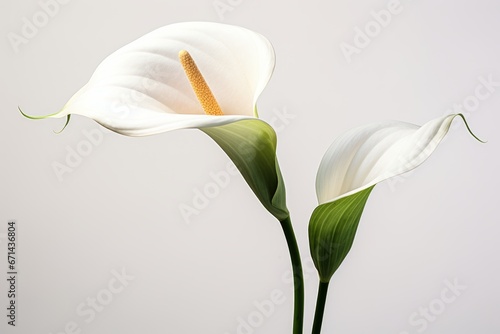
[311,281,330,334]
[280,216,304,334]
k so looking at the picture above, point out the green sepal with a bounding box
[202,119,289,221]
[19,106,71,134]
[309,186,375,282]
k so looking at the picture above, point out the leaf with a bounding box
[202,119,289,220]
[309,186,374,282]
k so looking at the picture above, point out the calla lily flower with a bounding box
[23,21,275,135]
[308,113,482,334]
[309,113,482,283]
[22,22,304,333]
[20,21,288,220]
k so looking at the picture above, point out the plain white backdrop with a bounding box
[1,0,499,333]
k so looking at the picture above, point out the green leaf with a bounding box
[202,119,289,220]
[309,186,375,282]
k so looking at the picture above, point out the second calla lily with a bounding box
[308,114,482,334]
[309,114,482,283]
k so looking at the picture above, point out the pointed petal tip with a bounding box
[19,106,44,120]
[19,106,71,134]
[456,113,486,143]
[18,106,62,120]
[53,115,71,134]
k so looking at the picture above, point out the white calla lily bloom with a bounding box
[22,22,302,329]
[309,113,482,283]
[316,114,482,204]
[23,21,275,135]
[22,21,290,220]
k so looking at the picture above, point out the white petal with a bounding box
[316,114,472,204]
[48,22,275,136]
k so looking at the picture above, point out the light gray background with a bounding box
[1,0,499,333]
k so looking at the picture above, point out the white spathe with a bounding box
[39,22,275,136]
[316,114,479,204]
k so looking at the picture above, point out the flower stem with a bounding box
[311,281,330,334]
[280,216,304,334]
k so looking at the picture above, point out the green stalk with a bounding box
[311,281,330,334]
[280,216,304,334]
